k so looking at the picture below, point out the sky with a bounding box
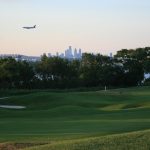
[0,0,150,56]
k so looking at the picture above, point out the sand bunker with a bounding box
[0,105,26,109]
[0,97,26,109]
[0,97,9,100]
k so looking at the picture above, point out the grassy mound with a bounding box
[24,130,150,150]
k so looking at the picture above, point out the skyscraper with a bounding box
[78,48,82,59]
[74,48,78,59]
[65,46,73,59]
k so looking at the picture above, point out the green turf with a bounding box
[0,86,150,149]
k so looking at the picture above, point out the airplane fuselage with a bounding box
[23,25,36,29]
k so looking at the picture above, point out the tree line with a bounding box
[0,47,149,89]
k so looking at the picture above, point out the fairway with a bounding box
[0,87,150,150]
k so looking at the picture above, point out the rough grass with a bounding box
[24,130,150,150]
[1,130,150,150]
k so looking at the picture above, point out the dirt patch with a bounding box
[0,143,47,150]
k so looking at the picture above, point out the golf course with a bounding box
[0,86,150,150]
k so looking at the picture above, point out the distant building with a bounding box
[74,48,78,58]
[64,46,82,59]
[78,48,82,59]
[0,54,40,62]
[65,46,73,59]
[48,53,52,57]
[59,53,65,58]
[109,53,113,59]
[56,52,59,57]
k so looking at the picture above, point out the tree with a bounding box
[123,60,144,86]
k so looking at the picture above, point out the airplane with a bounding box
[23,25,36,29]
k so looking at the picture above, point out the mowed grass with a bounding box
[0,86,150,149]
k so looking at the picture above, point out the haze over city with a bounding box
[1,0,150,56]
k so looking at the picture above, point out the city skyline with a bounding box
[0,46,83,61]
[1,0,150,56]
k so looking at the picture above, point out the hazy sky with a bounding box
[0,0,150,56]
